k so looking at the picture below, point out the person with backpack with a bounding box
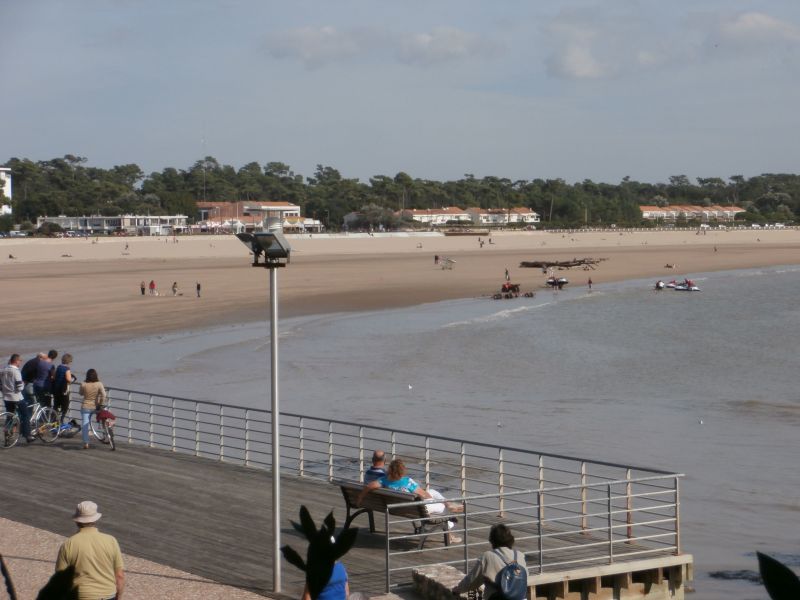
[451,524,527,600]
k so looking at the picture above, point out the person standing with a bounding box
[20,353,41,422]
[451,524,527,599]
[2,354,33,443]
[196,281,201,298]
[148,280,156,296]
[34,349,58,408]
[171,281,178,296]
[505,268,510,282]
[139,281,146,296]
[52,353,74,424]
[587,278,593,291]
[364,450,386,483]
[56,501,125,600]
[79,369,106,450]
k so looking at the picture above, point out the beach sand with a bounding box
[2,228,799,346]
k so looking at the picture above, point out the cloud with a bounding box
[264,25,498,69]
[715,12,800,47]
[397,27,500,66]
[264,26,372,68]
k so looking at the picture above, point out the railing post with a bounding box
[424,437,430,489]
[536,490,544,574]
[171,398,176,452]
[674,476,681,554]
[299,417,305,477]
[390,431,396,459]
[127,392,132,444]
[462,499,469,572]
[219,405,224,461]
[498,448,505,518]
[148,395,154,448]
[385,509,391,593]
[538,455,545,523]
[580,461,587,531]
[358,426,365,482]
[194,402,200,456]
[460,442,466,497]
[607,483,614,563]
[245,409,251,467]
[328,422,334,482]
[626,468,633,540]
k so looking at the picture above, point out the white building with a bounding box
[639,204,745,222]
[37,214,189,235]
[400,207,472,227]
[466,207,540,226]
[0,168,11,215]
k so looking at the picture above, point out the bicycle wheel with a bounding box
[1,412,20,449]
[90,415,107,443]
[35,407,60,443]
[104,422,116,451]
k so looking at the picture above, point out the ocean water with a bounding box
[61,266,800,599]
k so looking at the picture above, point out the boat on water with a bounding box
[546,277,569,289]
[662,278,700,292]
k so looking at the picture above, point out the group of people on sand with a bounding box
[310,449,527,600]
[139,280,201,297]
[1,350,108,449]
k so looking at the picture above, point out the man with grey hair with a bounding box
[56,501,125,600]
[2,353,32,443]
[364,449,387,483]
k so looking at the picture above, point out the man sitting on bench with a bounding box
[357,458,463,542]
[364,449,387,483]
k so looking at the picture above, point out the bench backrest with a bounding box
[335,479,428,519]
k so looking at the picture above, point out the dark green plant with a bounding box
[281,506,358,600]
[758,552,800,600]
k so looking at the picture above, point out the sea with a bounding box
[56,265,800,599]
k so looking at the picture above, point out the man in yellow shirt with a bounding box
[56,501,125,600]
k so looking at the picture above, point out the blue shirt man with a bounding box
[364,450,386,484]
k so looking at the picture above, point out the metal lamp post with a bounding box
[236,214,291,594]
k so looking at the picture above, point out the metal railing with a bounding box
[67,386,683,589]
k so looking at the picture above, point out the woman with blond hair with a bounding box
[78,369,106,449]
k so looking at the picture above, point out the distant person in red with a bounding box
[148,280,156,296]
[587,278,593,290]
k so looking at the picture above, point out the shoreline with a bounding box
[2,229,800,348]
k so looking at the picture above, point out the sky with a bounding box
[2,0,799,185]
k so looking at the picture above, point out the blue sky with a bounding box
[2,1,799,184]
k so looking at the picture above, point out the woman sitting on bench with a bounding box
[356,458,463,517]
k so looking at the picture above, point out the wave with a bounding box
[441,301,554,328]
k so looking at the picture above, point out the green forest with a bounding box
[2,155,799,232]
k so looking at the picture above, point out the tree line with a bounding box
[2,155,798,232]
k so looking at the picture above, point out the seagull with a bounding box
[698,418,704,425]
[408,384,413,390]
[497,421,503,428]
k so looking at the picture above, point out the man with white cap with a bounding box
[56,500,125,600]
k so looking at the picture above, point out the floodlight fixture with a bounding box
[236,231,291,268]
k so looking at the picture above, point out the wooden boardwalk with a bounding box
[0,437,683,599]
[0,437,460,598]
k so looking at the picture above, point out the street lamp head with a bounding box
[236,231,291,267]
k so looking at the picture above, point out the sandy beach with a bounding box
[2,228,799,346]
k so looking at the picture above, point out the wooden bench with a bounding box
[335,479,457,549]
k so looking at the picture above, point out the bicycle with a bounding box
[90,405,117,451]
[1,400,60,449]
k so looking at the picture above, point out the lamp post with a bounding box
[236,215,291,594]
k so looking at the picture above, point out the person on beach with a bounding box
[148,280,156,295]
[52,353,74,424]
[171,281,178,296]
[34,349,58,408]
[505,268,510,281]
[140,281,146,296]
[451,524,527,599]
[196,281,201,298]
[357,458,462,542]
[78,369,106,449]
[2,353,33,443]
[364,449,386,483]
[587,277,593,290]
[56,500,125,600]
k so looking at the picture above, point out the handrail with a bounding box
[66,384,684,591]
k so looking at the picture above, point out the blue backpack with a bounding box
[493,549,527,600]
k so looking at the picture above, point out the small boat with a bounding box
[546,277,569,289]
[665,280,678,289]
[654,280,666,291]
[673,278,700,292]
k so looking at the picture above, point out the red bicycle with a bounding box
[90,406,116,451]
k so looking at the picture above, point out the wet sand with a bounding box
[2,228,799,347]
